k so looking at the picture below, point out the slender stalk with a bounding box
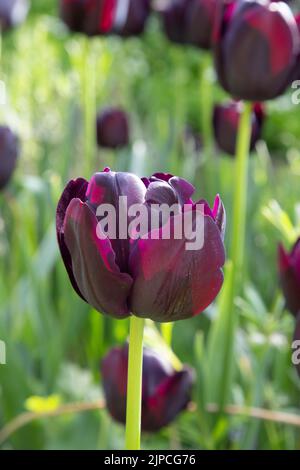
[230,101,252,288]
[81,38,96,176]
[200,53,213,158]
[212,103,252,412]
[161,322,174,347]
[125,315,145,450]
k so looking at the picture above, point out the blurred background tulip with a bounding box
[213,0,300,100]
[0,0,29,32]
[96,107,130,149]
[60,0,111,36]
[101,344,194,432]
[160,0,217,49]
[60,0,150,37]
[114,0,151,37]
[213,101,264,156]
[0,126,19,190]
[278,240,300,318]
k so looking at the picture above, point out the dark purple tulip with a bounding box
[213,0,300,101]
[0,0,29,32]
[293,315,300,378]
[60,0,150,37]
[60,0,112,36]
[0,126,19,190]
[160,0,218,49]
[114,0,151,37]
[213,101,264,155]
[278,239,300,318]
[96,108,130,149]
[289,13,300,81]
[101,344,194,431]
[56,168,226,322]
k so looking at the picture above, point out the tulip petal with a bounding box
[145,180,177,206]
[142,367,194,432]
[86,169,146,272]
[169,176,195,205]
[64,198,133,318]
[212,195,226,240]
[56,178,88,301]
[129,212,225,322]
[101,345,128,423]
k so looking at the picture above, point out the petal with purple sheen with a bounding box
[63,198,133,318]
[290,239,300,284]
[56,178,88,301]
[101,345,128,423]
[145,180,178,206]
[101,344,194,431]
[212,195,226,240]
[150,172,174,183]
[169,176,195,205]
[217,1,299,101]
[279,240,300,318]
[142,367,194,432]
[129,212,225,322]
[86,169,146,272]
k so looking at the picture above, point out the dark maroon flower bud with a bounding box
[0,126,19,190]
[101,344,194,431]
[60,0,150,37]
[213,0,300,101]
[213,101,264,155]
[114,0,151,37]
[0,0,29,32]
[293,315,300,378]
[56,168,226,322]
[278,239,300,318]
[289,14,300,82]
[96,108,130,149]
[60,0,111,36]
[161,0,218,49]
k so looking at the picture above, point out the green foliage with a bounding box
[0,7,300,450]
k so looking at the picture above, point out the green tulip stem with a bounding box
[230,101,253,290]
[81,38,96,176]
[200,53,214,158]
[161,322,174,347]
[125,315,145,450]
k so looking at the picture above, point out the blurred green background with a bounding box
[0,1,300,450]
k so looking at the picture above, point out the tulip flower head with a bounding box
[56,169,226,322]
[96,107,130,149]
[278,239,300,318]
[213,101,264,155]
[214,0,300,101]
[60,0,150,37]
[0,0,29,32]
[0,126,19,190]
[161,0,218,49]
[101,344,194,431]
